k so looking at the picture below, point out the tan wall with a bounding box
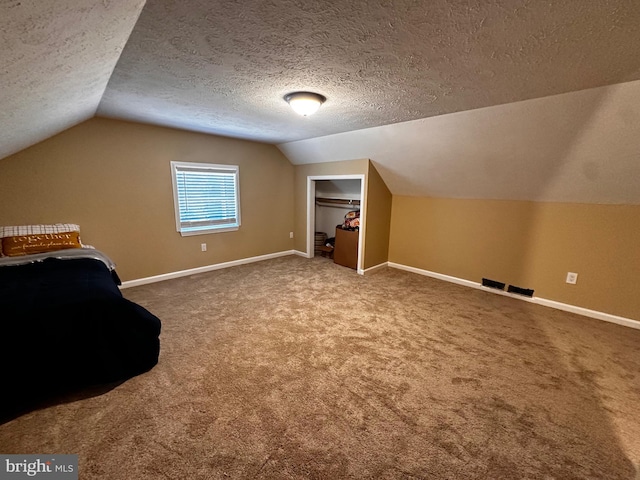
[363,162,392,269]
[389,196,640,320]
[0,118,294,281]
[293,159,369,253]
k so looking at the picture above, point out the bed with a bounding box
[0,227,161,419]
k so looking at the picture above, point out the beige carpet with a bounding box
[1,255,639,479]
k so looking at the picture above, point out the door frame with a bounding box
[306,174,366,274]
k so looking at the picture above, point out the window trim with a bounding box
[170,161,241,236]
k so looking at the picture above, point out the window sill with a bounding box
[179,226,239,236]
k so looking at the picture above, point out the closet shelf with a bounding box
[315,197,361,209]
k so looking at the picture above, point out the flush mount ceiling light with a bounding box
[284,91,326,116]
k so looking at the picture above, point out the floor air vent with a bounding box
[482,278,506,290]
[507,285,534,298]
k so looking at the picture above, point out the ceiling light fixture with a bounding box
[284,91,326,116]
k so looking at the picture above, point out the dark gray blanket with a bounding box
[0,253,161,419]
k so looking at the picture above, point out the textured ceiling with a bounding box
[280,80,640,204]
[98,0,640,143]
[3,0,640,203]
[0,0,146,160]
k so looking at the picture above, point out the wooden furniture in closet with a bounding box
[333,226,358,269]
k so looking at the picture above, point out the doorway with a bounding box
[306,174,365,274]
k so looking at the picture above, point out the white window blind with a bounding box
[171,161,241,236]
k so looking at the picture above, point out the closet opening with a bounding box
[306,175,365,274]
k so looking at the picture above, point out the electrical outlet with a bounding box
[566,272,578,284]
[201,243,207,252]
[289,231,294,239]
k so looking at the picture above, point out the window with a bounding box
[170,161,241,236]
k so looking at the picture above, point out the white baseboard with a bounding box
[535,298,640,330]
[388,262,640,330]
[294,250,311,258]
[121,250,295,289]
[389,263,478,290]
[362,262,389,275]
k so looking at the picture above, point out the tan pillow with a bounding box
[2,232,82,257]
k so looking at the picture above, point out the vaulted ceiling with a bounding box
[2,0,640,203]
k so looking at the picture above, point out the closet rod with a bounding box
[316,203,359,209]
[315,197,360,206]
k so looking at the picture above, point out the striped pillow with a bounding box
[0,224,80,238]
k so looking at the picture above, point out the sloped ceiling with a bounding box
[3,0,640,203]
[280,80,640,204]
[0,0,146,160]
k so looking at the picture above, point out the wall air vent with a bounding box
[507,285,534,298]
[482,278,506,290]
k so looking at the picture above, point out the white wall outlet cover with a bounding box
[566,272,578,284]
[201,243,207,252]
